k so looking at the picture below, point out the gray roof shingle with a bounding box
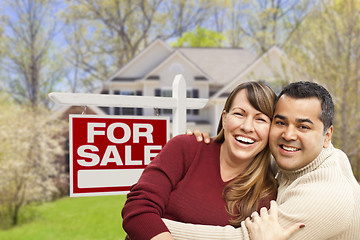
[178,48,257,85]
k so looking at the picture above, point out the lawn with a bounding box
[0,195,127,240]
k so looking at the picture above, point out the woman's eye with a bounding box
[257,118,266,122]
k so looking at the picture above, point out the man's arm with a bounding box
[275,179,353,239]
[186,129,211,143]
[163,175,353,240]
[162,218,250,240]
[245,201,304,240]
[162,202,303,240]
[150,232,174,240]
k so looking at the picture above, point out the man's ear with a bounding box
[323,126,333,148]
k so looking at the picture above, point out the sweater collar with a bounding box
[276,143,334,180]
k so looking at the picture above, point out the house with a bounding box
[97,39,289,136]
[53,39,290,136]
[51,39,291,195]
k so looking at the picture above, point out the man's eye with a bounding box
[275,121,285,126]
[299,125,310,130]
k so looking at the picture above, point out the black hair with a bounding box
[276,81,334,133]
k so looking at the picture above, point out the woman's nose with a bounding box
[240,117,254,132]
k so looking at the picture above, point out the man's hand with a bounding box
[186,129,211,143]
[245,201,305,240]
[150,232,174,240]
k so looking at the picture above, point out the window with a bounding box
[154,89,199,116]
[113,90,143,116]
[161,90,172,114]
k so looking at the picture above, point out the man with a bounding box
[162,81,360,239]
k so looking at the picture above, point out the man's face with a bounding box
[269,95,333,171]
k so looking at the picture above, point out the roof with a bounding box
[209,45,288,100]
[143,50,212,82]
[106,39,173,82]
[178,48,257,85]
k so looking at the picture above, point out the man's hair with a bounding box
[276,81,334,132]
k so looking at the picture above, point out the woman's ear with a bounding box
[222,110,227,129]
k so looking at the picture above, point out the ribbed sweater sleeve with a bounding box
[275,156,353,239]
[122,135,192,240]
[163,145,360,240]
[162,218,250,240]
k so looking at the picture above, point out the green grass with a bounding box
[0,195,127,240]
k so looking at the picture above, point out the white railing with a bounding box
[49,74,208,136]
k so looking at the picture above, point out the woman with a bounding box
[121,81,278,240]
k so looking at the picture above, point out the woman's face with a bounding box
[222,89,271,164]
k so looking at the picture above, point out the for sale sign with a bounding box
[69,115,169,197]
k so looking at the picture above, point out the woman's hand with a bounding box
[186,129,211,143]
[245,201,305,240]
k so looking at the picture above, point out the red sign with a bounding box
[69,115,169,197]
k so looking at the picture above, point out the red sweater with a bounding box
[121,135,273,240]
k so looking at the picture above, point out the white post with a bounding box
[48,74,208,137]
[172,74,187,136]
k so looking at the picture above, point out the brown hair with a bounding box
[215,81,277,227]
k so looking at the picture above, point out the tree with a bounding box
[171,26,227,47]
[62,0,215,91]
[0,99,66,228]
[63,0,165,91]
[63,0,162,85]
[221,0,313,53]
[1,0,65,108]
[157,0,214,38]
[286,0,360,180]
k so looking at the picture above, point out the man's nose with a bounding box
[281,125,297,141]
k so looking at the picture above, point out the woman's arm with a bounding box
[122,135,192,239]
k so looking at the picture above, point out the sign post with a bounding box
[49,74,208,137]
[49,74,208,196]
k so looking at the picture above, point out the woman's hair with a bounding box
[214,81,278,227]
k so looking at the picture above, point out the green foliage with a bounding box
[285,0,360,180]
[0,195,127,240]
[171,27,226,47]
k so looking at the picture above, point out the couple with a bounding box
[122,81,360,240]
